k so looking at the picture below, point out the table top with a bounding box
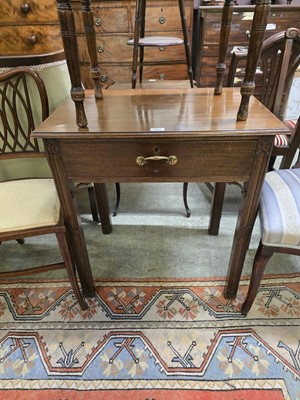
[33,87,288,140]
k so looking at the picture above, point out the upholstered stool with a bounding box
[242,168,300,314]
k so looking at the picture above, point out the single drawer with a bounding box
[79,32,188,64]
[78,35,132,63]
[142,64,191,81]
[0,25,63,55]
[131,6,191,32]
[79,64,132,89]
[60,138,258,183]
[0,0,58,23]
[73,6,129,34]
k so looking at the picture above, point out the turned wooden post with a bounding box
[81,0,103,99]
[57,0,87,128]
[214,0,234,95]
[237,0,271,121]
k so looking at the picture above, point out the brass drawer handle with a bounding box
[136,155,177,166]
[159,16,166,24]
[97,45,104,53]
[159,73,165,80]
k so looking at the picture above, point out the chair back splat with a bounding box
[0,66,48,157]
[0,66,87,310]
[227,27,300,121]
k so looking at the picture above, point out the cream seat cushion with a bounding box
[0,179,60,232]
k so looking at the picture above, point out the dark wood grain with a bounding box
[33,87,288,298]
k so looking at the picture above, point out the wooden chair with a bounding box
[0,66,86,309]
[242,134,300,314]
[227,27,300,169]
[209,27,300,235]
[128,0,194,88]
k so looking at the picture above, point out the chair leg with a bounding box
[139,0,146,84]
[268,156,276,171]
[88,186,100,222]
[209,182,226,235]
[93,183,112,234]
[0,239,25,245]
[241,240,274,315]
[183,182,191,217]
[56,231,87,310]
[132,0,143,88]
[112,183,121,216]
[178,0,193,88]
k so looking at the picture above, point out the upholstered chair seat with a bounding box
[260,168,300,249]
[0,179,60,232]
[242,167,300,315]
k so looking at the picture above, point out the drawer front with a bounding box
[0,26,63,55]
[74,6,129,34]
[142,64,190,81]
[0,0,58,23]
[60,139,257,182]
[79,64,132,89]
[78,35,132,63]
[130,6,191,32]
[79,63,189,88]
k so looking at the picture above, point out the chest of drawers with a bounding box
[71,0,193,88]
[0,0,63,67]
[194,5,300,87]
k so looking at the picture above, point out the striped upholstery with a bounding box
[260,169,300,248]
[274,119,297,148]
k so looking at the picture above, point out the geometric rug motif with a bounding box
[0,273,300,400]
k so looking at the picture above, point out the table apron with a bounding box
[58,138,261,182]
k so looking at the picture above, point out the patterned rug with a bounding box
[0,274,300,400]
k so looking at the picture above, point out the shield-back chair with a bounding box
[0,66,86,309]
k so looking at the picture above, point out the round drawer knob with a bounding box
[95,17,102,27]
[159,73,165,80]
[100,74,108,82]
[97,45,104,53]
[20,3,30,14]
[159,46,166,51]
[159,16,166,24]
[28,35,37,45]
